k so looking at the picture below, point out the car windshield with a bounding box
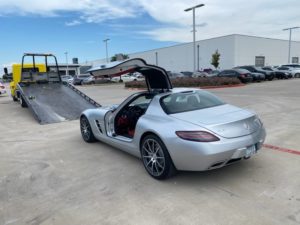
[160,90,225,114]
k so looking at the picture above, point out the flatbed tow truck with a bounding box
[10,53,100,124]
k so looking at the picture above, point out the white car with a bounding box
[277,66,300,78]
[61,75,74,83]
[0,82,7,95]
[111,74,144,83]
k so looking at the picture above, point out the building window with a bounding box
[59,70,66,75]
[255,56,265,67]
[292,57,299,64]
[68,70,76,76]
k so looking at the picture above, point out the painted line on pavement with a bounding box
[263,144,300,156]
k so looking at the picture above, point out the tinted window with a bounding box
[160,91,224,114]
[243,66,256,72]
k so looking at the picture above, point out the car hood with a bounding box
[170,104,261,138]
[88,58,172,91]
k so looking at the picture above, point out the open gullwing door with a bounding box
[88,58,172,91]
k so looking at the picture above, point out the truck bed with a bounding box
[20,83,100,124]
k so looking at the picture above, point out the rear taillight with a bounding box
[176,131,220,142]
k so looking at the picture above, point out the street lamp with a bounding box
[64,51,69,76]
[283,26,300,63]
[184,3,205,72]
[103,38,110,63]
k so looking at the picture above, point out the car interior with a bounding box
[114,93,155,138]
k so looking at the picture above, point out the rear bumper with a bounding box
[166,126,266,171]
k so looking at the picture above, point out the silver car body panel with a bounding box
[81,88,266,171]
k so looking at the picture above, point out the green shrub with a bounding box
[125,77,241,88]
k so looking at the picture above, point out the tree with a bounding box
[211,50,221,69]
[111,53,129,62]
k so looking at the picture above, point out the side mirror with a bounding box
[110,104,119,112]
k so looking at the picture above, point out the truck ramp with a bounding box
[19,83,100,124]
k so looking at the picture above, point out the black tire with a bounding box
[80,116,96,143]
[12,95,18,102]
[20,95,28,108]
[140,134,177,180]
[295,73,300,78]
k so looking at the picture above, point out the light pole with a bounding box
[103,38,110,63]
[184,3,205,72]
[283,26,300,63]
[64,52,69,76]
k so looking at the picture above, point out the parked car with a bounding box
[82,58,266,180]
[282,64,300,69]
[82,76,96,85]
[235,66,274,80]
[167,71,185,79]
[261,67,290,79]
[111,74,144,83]
[217,69,253,83]
[60,75,74,83]
[73,74,92,85]
[0,82,7,95]
[192,71,208,78]
[180,71,193,77]
[277,66,300,78]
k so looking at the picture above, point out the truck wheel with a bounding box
[20,95,28,108]
[12,96,18,102]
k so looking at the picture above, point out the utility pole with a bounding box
[184,4,205,72]
[283,27,300,63]
[103,38,110,63]
[64,52,69,76]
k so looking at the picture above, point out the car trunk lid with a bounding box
[170,104,261,138]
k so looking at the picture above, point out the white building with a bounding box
[88,34,300,71]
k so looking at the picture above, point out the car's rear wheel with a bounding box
[141,134,176,180]
[80,116,96,143]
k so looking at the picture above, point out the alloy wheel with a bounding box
[141,138,166,177]
[80,117,91,141]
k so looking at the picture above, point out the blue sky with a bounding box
[0,13,176,67]
[0,0,299,70]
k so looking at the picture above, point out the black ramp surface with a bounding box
[21,83,98,124]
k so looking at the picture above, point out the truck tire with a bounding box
[20,95,28,108]
[12,96,18,102]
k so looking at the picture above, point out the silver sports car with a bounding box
[80,59,266,179]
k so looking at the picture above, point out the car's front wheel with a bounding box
[80,116,96,143]
[141,134,176,180]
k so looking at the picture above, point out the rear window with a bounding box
[160,91,224,114]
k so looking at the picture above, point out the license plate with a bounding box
[245,145,256,157]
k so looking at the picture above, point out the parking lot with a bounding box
[0,79,300,225]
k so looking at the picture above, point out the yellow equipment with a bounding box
[10,63,46,101]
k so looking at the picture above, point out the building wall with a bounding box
[234,35,300,67]
[129,35,235,71]
[87,34,300,71]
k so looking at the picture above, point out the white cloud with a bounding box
[65,20,82,26]
[0,0,299,42]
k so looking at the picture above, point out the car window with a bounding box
[129,94,154,109]
[160,91,224,114]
